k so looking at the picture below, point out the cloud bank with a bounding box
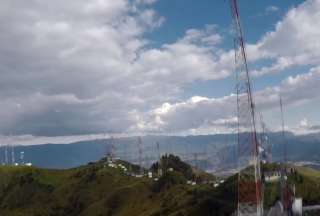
[0,0,320,141]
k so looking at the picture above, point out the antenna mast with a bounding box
[138,137,143,175]
[111,136,116,162]
[279,95,291,213]
[5,142,8,165]
[280,96,287,164]
[8,136,15,165]
[259,113,272,163]
[229,0,263,215]
[156,142,162,176]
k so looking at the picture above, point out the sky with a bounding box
[1,0,320,145]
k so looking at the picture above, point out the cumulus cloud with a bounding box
[134,0,158,5]
[290,118,320,135]
[203,0,320,78]
[0,0,162,136]
[139,66,320,135]
[134,95,237,133]
[1,0,320,140]
[0,0,228,137]
[265,6,279,13]
[251,0,320,76]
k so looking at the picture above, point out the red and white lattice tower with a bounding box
[229,0,263,215]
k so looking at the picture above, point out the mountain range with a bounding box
[0,132,319,171]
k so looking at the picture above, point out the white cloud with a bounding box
[138,66,320,135]
[182,25,222,46]
[299,118,310,128]
[0,1,229,137]
[0,0,164,136]
[266,6,279,13]
[66,0,320,136]
[136,95,237,134]
[1,0,320,140]
[290,118,320,135]
[251,0,320,76]
[134,0,158,5]
[194,0,320,79]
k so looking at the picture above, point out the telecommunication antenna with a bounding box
[11,144,15,165]
[105,134,109,159]
[229,0,263,215]
[156,142,162,176]
[194,153,198,170]
[138,137,143,175]
[105,135,116,162]
[8,136,15,165]
[4,142,8,165]
[110,136,116,162]
[279,95,291,213]
[20,151,24,165]
[259,113,272,163]
[280,96,287,165]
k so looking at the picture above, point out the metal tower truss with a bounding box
[11,144,15,165]
[5,143,8,165]
[105,136,116,162]
[229,0,263,215]
[156,142,163,177]
[110,137,116,162]
[138,137,143,175]
[280,96,287,166]
[280,95,292,213]
[259,113,272,163]
[8,136,15,165]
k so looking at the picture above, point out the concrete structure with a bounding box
[264,171,281,183]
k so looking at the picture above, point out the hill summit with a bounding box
[0,156,319,215]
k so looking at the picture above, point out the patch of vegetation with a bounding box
[151,154,194,179]
[0,158,319,216]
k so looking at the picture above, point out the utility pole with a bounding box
[229,0,263,215]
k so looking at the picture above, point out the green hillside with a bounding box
[0,156,235,216]
[262,163,320,208]
[0,157,319,216]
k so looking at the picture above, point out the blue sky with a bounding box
[147,0,302,44]
[144,0,320,135]
[0,0,320,144]
[147,0,306,98]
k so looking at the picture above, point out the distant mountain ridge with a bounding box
[0,132,319,170]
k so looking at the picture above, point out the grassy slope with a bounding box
[262,164,320,208]
[0,165,160,216]
[0,160,234,216]
[292,166,320,205]
[0,161,319,216]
